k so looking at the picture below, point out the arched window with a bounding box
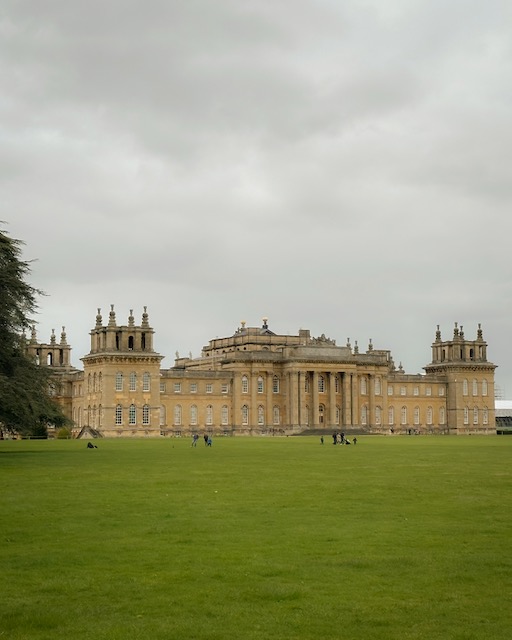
[401,406,407,425]
[143,372,151,392]
[463,379,468,396]
[206,405,213,426]
[142,404,150,425]
[427,406,433,425]
[129,404,136,425]
[258,405,265,425]
[375,406,381,425]
[115,404,122,425]
[242,375,249,394]
[257,377,264,393]
[318,375,325,393]
[414,406,420,426]
[88,373,92,393]
[463,406,469,425]
[482,379,488,396]
[93,373,97,392]
[98,404,102,427]
[174,405,182,426]
[130,372,137,392]
[473,407,479,425]
[221,405,229,425]
[361,404,368,425]
[375,376,381,395]
[115,372,123,391]
[160,405,166,426]
[439,406,446,424]
[388,406,394,425]
[242,405,249,425]
[273,406,280,425]
[128,335,134,350]
[361,376,368,395]
[472,379,478,396]
[483,406,488,425]
[273,376,280,393]
[190,405,198,426]
[99,372,103,392]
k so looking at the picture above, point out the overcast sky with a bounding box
[3,0,512,395]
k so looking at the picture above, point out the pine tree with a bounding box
[0,228,68,437]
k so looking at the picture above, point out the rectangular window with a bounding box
[426,387,432,396]
[190,383,197,393]
[413,387,419,396]
[221,383,229,394]
[174,383,181,393]
[160,381,166,392]
[387,386,393,396]
[400,386,406,396]
[206,384,213,394]
[439,387,445,396]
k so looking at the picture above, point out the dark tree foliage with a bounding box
[0,228,68,436]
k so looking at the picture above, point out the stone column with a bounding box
[329,371,337,428]
[351,373,359,426]
[312,371,319,428]
[232,373,241,431]
[290,370,299,427]
[367,374,373,431]
[266,371,273,428]
[343,372,351,427]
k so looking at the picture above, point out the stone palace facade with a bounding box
[25,306,497,437]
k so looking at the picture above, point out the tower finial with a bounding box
[141,306,149,328]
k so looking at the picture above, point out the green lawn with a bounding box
[1,435,511,639]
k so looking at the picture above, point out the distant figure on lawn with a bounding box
[207,436,212,447]
[192,434,199,447]
[204,434,208,446]
[87,442,97,449]
[332,433,337,445]
[345,438,351,445]
[320,436,324,445]
[353,437,357,445]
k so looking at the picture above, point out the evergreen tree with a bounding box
[0,228,68,437]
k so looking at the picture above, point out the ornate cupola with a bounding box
[427,322,490,367]
[86,305,159,355]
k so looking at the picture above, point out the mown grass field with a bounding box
[1,435,511,640]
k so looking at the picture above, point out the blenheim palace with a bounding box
[25,306,497,437]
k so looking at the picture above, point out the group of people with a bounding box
[191,433,212,447]
[320,432,357,446]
